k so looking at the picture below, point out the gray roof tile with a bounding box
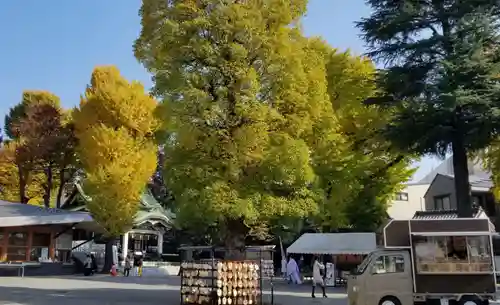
[0,200,81,218]
[418,156,492,189]
[412,207,487,220]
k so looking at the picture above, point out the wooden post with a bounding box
[26,230,33,261]
[49,232,55,260]
[0,229,6,261]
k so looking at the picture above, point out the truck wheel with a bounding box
[459,296,483,305]
[379,296,402,305]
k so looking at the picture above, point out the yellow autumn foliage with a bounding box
[0,141,46,205]
[73,66,158,237]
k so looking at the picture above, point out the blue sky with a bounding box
[0,0,442,180]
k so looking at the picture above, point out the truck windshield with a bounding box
[352,252,375,275]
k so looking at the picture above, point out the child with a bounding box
[124,255,132,277]
[137,256,143,277]
[110,264,118,276]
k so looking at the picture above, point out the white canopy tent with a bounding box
[287,232,377,255]
[0,200,103,232]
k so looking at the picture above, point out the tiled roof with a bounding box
[0,200,85,217]
[469,175,493,188]
[61,181,174,226]
[412,207,487,220]
[0,200,94,228]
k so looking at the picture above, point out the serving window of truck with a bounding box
[413,233,493,274]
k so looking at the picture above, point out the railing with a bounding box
[142,261,179,268]
[0,262,25,277]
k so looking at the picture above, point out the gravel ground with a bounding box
[0,275,348,305]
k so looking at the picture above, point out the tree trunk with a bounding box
[18,165,28,204]
[452,135,472,217]
[43,165,53,208]
[101,239,115,274]
[56,169,66,208]
[223,218,248,260]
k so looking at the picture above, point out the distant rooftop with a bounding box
[418,156,491,187]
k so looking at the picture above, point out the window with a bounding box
[31,233,51,262]
[7,232,28,261]
[8,232,27,246]
[354,252,375,274]
[371,255,405,274]
[395,192,409,201]
[414,235,492,273]
[434,195,451,210]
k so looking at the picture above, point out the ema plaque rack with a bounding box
[180,259,263,305]
[215,261,262,305]
[180,260,216,304]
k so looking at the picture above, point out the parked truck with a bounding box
[348,218,497,305]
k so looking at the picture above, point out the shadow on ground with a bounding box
[61,274,347,292]
[0,276,347,305]
[0,285,177,305]
[63,273,183,286]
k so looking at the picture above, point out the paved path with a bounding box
[0,275,348,305]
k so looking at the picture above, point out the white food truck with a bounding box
[348,218,496,305]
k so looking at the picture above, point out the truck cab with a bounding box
[348,249,413,305]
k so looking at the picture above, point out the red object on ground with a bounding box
[110,264,117,276]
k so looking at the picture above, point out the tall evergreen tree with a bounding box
[358,1,500,216]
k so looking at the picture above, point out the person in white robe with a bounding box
[286,256,302,284]
[312,256,327,298]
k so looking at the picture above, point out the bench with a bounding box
[0,263,25,277]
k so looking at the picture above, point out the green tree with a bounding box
[324,51,414,231]
[5,91,61,140]
[135,0,335,252]
[4,91,64,205]
[0,141,45,204]
[73,66,158,270]
[16,102,78,208]
[134,0,410,251]
[357,1,500,217]
[479,141,500,199]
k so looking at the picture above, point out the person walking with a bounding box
[137,256,143,277]
[286,256,302,284]
[124,255,132,277]
[90,254,97,274]
[83,254,93,276]
[312,256,327,298]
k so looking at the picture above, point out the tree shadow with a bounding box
[0,277,347,305]
[0,285,178,305]
[64,273,182,286]
[60,274,346,294]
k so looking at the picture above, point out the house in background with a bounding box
[387,156,496,220]
[419,157,497,218]
[387,183,429,219]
